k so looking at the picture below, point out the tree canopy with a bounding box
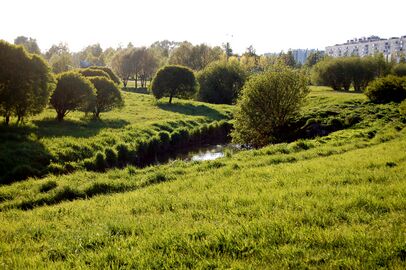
[151,65,198,104]
[50,72,96,121]
[88,76,124,118]
[232,65,309,147]
[197,60,246,104]
[0,40,54,124]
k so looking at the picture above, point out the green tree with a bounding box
[14,36,41,54]
[197,60,246,104]
[88,76,124,118]
[50,72,96,121]
[151,65,197,104]
[49,53,73,73]
[89,66,121,84]
[0,40,54,124]
[278,51,296,68]
[169,42,223,70]
[78,68,111,80]
[232,65,309,147]
[111,49,134,87]
[365,75,406,104]
[392,63,406,77]
[305,51,324,67]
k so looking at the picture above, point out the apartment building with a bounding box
[326,35,406,61]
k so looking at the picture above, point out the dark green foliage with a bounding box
[0,40,55,124]
[94,152,107,172]
[151,65,198,104]
[312,55,391,91]
[39,181,58,193]
[78,68,110,80]
[116,144,130,165]
[197,61,246,104]
[365,75,406,104]
[392,63,406,77]
[88,66,121,84]
[105,148,118,167]
[50,72,96,121]
[7,165,41,183]
[232,65,309,147]
[88,76,124,118]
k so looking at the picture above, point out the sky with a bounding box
[1,0,405,54]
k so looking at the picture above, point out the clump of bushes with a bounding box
[365,75,406,104]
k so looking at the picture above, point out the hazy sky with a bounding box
[1,0,405,54]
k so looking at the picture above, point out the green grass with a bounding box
[0,86,405,268]
[0,92,232,183]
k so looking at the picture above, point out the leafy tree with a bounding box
[222,42,233,60]
[14,36,41,54]
[44,42,70,60]
[365,75,406,104]
[169,42,223,70]
[111,49,134,87]
[280,51,297,67]
[78,44,105,67]
[78,68,111,80]
[392,63,406,77]
[89,66,121,84]
[0,40,54,124]
[88,76,124,118]
[151,65,197,104]
[232,65,309,147]
[50,72,96,121]
[305,51,324,67]
[49,53,73,73]
[197,61,246,104]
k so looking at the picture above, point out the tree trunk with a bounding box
[135,75,138,89]
[169,93,173,104]
[57,112,65,121]
[5,115,10,125]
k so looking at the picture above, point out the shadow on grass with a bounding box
[157,102,230,121]
[122,87,150,95]
[0,126,51,185]
[33,118,130,138]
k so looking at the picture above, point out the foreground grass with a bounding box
[0,99,405,268]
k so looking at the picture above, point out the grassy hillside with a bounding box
[0,87,405,268]
[0,92,232,183]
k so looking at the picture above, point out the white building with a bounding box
[326,35,406,62]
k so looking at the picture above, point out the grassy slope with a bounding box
[0,92,232,181]
[0,87,405,268]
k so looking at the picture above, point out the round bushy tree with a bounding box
[151,65,197,104]
[197,60,246,104]
[50,72,96,121]
[232,65,309,147]
[88,66,121,84]
[365,75,406,104]
[0,40,55,124]
[78,68,110,80]
[88,76,124,118]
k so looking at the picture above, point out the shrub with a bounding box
[39,181,58,193]
[365,75,406,104]
[78,68,110,80]
[88,66,121,84]
[116,144,130,164]
[94,152,107,171]
[50,72,96,121]
[105,148,118,167]
[151,65,198,104]
[197,61,246,104]
[232,65,309,147]
[88,76,124,118]
[392,63,406,77]
[400,100,406,115]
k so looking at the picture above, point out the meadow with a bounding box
[0,91,232,183]
[0,87,405,268]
